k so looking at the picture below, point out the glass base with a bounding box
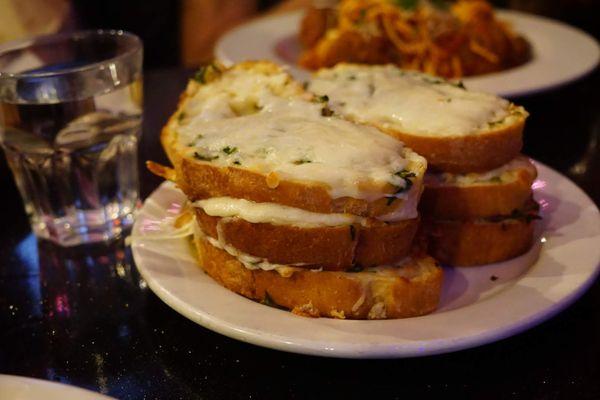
[30,206,137,247]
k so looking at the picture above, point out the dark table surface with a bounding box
[1,61,599,399]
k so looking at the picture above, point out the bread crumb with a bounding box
[292,302,320,318]
[275,266,297,278]
[330,309,346,319]
[367,302,387,320]
[266,172,280,189]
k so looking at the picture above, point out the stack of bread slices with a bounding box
[309,64,539,266]
[149,61,443,319]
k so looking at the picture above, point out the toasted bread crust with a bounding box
[195,209,419,270]
[193,235,443,319]
[425,217,535,266]
[420,167,536,219]
[377,112,525,173]
[172,157,424,218]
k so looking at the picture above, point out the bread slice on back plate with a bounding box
[309,63,528,173]
[193,231,443,319]
[420,155,537,219]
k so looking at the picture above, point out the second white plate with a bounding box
[132,161,600,358]
[216,9,599,98]
[0,375,115,400]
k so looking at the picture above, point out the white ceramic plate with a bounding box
[132,161,600,358]
[215,10,600,98]
[0,374,115,400]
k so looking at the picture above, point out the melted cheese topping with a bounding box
[175,66,425,201]
[194,197,363,227]
[194,194,418,226]
[309,64,514,137]
[425,156,535,187]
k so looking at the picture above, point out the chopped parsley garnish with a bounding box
[193,63,220,84]
[386,196,396,206]
[490,275,499,281]
[358,9,367,23]
[312,95,334,115]
[423,76,445,85]
[193,70,205,83]
[488,120,503,128]
[392,0,418,10]
[222,146,238,155]
[430,0,450,9]
[261,291,286,309]
[293,159,312,165]
[349,225,356,241]
[188,134,204,147]
[396,170,417,179]
[302,81,309,90]
[367,83,376,96]
[348,75,357,81]
[488,176,503,183]
[233,160,241,165]
[423,76,463,89]
[193,68,208,84]
[393,169,416,193]
[321,106,334,117]
[193,151,218,161]
[177,112,186,122]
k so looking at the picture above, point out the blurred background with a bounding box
[0,0,598,70]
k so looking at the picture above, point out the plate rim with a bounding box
[215,8,600,98]
[132,161,600,358]
[0,374,115,399]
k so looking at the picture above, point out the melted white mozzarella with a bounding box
[194,195,418,226]
[175,67,425,201]
[309,64,512,137]
[194,197,363,227]
[425,155,535,186]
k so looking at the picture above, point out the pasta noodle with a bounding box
[298,0,531,78]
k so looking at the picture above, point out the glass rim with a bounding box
[0,29,142,80]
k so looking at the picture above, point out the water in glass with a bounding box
[0,42,142,246]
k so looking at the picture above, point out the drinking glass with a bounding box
[0,30,143,246]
